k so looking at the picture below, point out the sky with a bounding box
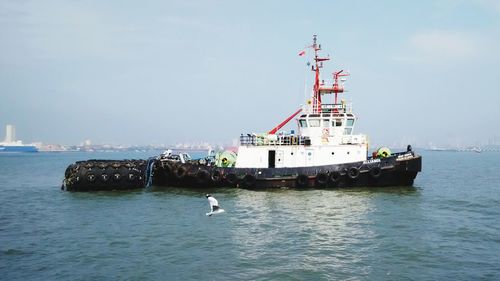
[1,0,499,147]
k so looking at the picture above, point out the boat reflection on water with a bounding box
[228,187,422,275]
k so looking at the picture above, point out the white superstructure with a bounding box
[235,36,368,169]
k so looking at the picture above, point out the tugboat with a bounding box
[62,36,421,191]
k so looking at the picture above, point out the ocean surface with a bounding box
[1,150,499,280]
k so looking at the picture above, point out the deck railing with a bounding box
[240,134,311,146]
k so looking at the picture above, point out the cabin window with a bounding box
[309,119,320,127]
[333,119,342,127]
[346,119,355,126]
[299,119,308,127]
[344,128,352,135]
[322,119,329,127]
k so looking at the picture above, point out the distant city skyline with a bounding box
[1,1,499,147]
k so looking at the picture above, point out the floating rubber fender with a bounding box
[329,171,341,183]
[65,164,75,179]
[100,173,109,182]
[347,167,360,179]
[86,173,96,183]
[97,162,108,169]
[241,174,257,188]
[376,147,392,158]
[196,169,210,184]
[296,174,309,188]
[175,165,188,179]
[84,162,94,169]
[369,167,382,178]
[125,162,136,168]
[315,173,329,187]
[225,173,238,186]
[211,170,222,183]
[111,162,121,169]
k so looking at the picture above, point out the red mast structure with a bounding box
[332,70,350,105]
[311,35,330,113]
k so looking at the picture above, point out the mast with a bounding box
[332,70,350,105]
[311,35,329,113]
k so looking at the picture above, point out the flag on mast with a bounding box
[298,50,306,56]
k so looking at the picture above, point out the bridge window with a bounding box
[344,128,352,135]
[346,119,355,126]
[309,119,320,127]
[299,119,307,127]
[333,119,342,127]
[322,119,329,127]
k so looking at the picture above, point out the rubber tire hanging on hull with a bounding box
[347,167,360,180]
[315,173,329,187]
[369,167,382,178]
[241,174,257,188]
[225,173,239,187]
[296,174,309,188]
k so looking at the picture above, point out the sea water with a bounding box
[1,151,499,280]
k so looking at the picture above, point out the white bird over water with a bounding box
[205,194,225,216]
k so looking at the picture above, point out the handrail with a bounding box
[240,134,311,146]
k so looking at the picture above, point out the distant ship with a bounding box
[0,125,38,153]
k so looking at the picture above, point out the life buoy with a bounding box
[329,171,341,183]
[225,173,238,186]
[196,169,210,184]
[175,166,188,179]
[241,174,257,188]
[211,170,222,182]
[296,174,309,188]
[347,167,359,179]
[369,167,382,178]
[315,173,329,187]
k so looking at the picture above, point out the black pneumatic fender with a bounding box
[86,172,97,183]
[315,173,329,187]
[65,164,75,178]
[112,171,122,182]
[369,167,382,178]
[241,174,257,188]
[296,174,309,188]
[347,167,360,179]
[196,169,211,184]
[100,173,110,182]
